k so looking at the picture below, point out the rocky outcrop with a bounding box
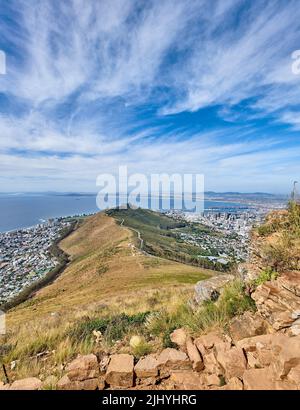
[252,271,300,333]
[228,311,272,342]
[194,274,234,305]
[105,354,134,388]
[10,377,42,390]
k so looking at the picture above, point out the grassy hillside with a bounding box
[106,207,230,271]
[1,211,216,381]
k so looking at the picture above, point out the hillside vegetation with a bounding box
[1,212,216,381]
[106,207,231,271]
[255,201,300,272]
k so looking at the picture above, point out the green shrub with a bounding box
[257,224,276,236]
[131,339,152,358]
[288,200,300,236]
[145,280,255,340]
[68,312,151,345]
[254,267,279,286]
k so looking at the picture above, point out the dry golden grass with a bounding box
[1,212,216,380]
[7,212,213,326]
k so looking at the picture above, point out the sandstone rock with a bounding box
[214,344,247,380]
[242,367,297,390]
[246,351,262,369]
[57,374,99,390]
[203,352,223,376]
[226,377,243,390]
[186,337,204,371]
[237,333,286,352]
[199,373,220,387]
[272,335,300,379]
[228,311,270,343]
[193,341,206,357]
[252,271,300,331]
[105,354,134,388]
[157,348,191,378]
[170,371,203,390]
[157,348,190,368]
[194,274,234,304]
[136,377,157,386]
[134,355,158,378]
[65,354,99,381]
[194,332,224,350]
[237,334,291,368]
[10,377,42,390]
[81,378,101,390]
[170,328,187,351]
[243,368,276,390]
[287,364,300,386]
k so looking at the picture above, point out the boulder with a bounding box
[226,377,244,390]
[194,274,234,304]
[251,271,300,331]
[65,354,99,381]
[214,343,247,380]
[199,373,220,387]
[243,368,277,390]
[57,374,99,390]
[157,348,190,368]
[134,355,159,378]
[169,371,203,390]
[105,354,134,388]
[170,328,187,351]
[194,332,224,350]
[242,367,297,390]
[203,352,223,376]
[272,336,300,379]
[228,311,270,343]
[237,334,290,368]
[287,364,300,387]
[186,337,204,371]
[10,377,42,390]
[157,348,191,378]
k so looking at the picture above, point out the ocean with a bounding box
[0,193,251,232]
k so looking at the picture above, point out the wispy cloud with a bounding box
[0,0,299,192]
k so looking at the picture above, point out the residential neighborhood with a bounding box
[167,209,265,265]
[0,219,71,304]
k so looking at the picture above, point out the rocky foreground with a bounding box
[1,268,299,391]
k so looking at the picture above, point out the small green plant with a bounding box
[97,263,109,275]
[131,339,152,358]
[257,224,276,237]
[254,267,279,286]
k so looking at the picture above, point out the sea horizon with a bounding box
[0,191,287,233]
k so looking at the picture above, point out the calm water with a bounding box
[0,194,249,232]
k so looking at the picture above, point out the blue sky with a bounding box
[0,0,300,193]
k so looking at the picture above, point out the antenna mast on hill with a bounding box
[291,181,298,201]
